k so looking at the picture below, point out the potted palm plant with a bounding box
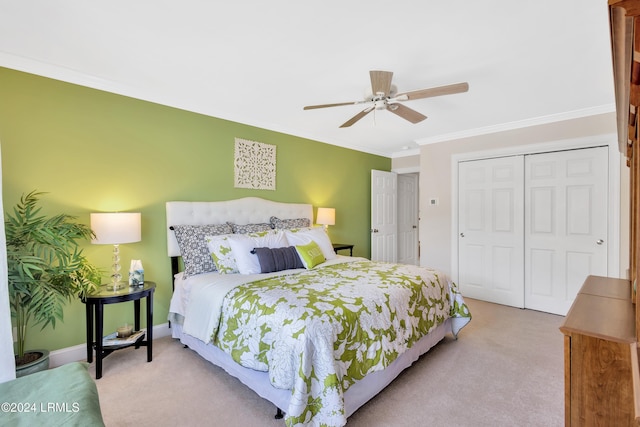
[5,191,101,377]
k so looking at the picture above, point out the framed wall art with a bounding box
[234,138,276,190]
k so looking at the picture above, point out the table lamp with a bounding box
[316,207,335,232]
[91,212,141,291]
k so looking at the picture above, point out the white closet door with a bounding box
[524,147,608,315]
[458,156,525,308]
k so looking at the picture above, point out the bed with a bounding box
[166,197,471,427]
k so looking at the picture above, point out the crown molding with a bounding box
[415,104,616,146]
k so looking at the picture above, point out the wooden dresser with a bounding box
[568,1,640,426]
[560,275,636,426]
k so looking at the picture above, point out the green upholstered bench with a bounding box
[0,362,104,426]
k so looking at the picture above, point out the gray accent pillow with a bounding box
[270,216,311,230]
[172,223,233,278]
[252,246,304,273]
[232,223,273,234]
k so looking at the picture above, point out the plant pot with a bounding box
[15,349,50,378]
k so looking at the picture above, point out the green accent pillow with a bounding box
[0,362,105,426]
[295,240,326,269]
[205,234,238,274]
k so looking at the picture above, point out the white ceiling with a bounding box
[0,1,616,158]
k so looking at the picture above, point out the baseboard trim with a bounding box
[49,322,172,368]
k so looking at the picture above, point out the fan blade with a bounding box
[395,82,469,101]
[340,107,374,128]
[303,101,361,110]
[386,103,427,124]
[370,70,393,96]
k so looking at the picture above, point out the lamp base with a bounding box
[109,244,124,291]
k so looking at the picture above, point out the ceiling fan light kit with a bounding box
[303,70,469,128]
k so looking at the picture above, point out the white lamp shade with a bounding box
[90,212,141,244]
[316,207,335,226]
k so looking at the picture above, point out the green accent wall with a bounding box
[0,67,390,352]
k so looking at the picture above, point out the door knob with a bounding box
[596,239,604,245]
[371,229,379,233]
[460,232,465,238]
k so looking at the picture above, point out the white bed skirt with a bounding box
[171,318,452,419]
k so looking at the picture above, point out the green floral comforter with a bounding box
[207,259,470,426]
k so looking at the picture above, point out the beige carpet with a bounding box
[92,298,564,426]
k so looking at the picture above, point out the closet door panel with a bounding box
[530,187,555,234]
[529,248,554,296]
[458,156,525,308]
[566,251,594,298]
[524,147,608,315]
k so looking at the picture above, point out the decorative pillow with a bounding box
[172,223,233,278]
[284,226,336,261]
[252,246,304,273]
[205,234,238,274]
[295,241,326,269]
[232,222,273,234]
[269,216,311,230]
[226,230,289,274]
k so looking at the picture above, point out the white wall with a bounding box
[391,153,420,173]
[418,112,626,278]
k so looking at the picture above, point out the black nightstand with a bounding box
[332,243,354,256]
[81,281,155,379]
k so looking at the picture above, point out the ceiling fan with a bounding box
[303,70,469,128]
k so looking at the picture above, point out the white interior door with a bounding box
[371,170,397,262]
[0,145,15,382]
[524,146,608,315]
[398,173,419,265]
[458,156,525,308]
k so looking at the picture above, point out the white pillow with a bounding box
[226,230,289,274]
[284,226,336,261]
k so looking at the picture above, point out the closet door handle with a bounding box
[596,239,604,245]
[460,232,465,238]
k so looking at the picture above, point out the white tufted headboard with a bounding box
[166,197,313,257]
